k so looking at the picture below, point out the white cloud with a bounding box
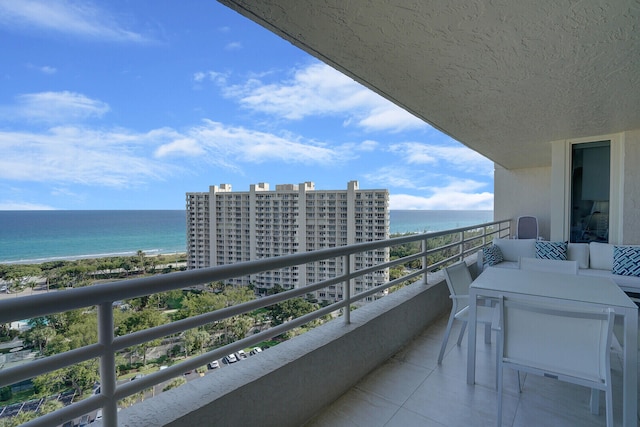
[205,62,428,133]
[182,119,341,165]
[357,140,378,152]
[390,180,494,210]
[365,162,493,210]
[27,64,57,74]
[154,138,205,158]
[363,166,421,189]
[193,71,228,85]
[225,41,242,51]
[358,106,424,132]
[0,117,353,191]
[389,141,494,176]
[0,126,173,187]
[0,200,55,210]
[0,0,151,43]
[3,91,109,123]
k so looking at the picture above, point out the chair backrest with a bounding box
[499,296,614,382]
[516,216,538,239]
[443,262,473,298]
[519,257,578,274]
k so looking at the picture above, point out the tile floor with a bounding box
[305,314,634,427]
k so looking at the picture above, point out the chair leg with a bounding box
[438,309,456,364]
[497,363,504,427]
[456,320,468,346]
[605,387,613,427]
[517,372,523,393]
[590,389,600,415]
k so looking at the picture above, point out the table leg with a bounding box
[484,299,492,344]
[467,289,477,385]
[622,309,638,427]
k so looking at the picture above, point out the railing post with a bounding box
[98,302,118,427]
[422,237,428,285]
[344,254,351,325]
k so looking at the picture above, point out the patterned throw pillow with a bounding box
[482,245,504,266]
[612,246,640,277]
[535,241,567,260]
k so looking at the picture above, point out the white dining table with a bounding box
[467,267,638,427]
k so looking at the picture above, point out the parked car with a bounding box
[208,360,220,369]
[223,354,237,364]
[235,350,247,360]
[250,347,262,356]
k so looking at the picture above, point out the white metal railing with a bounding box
[0,219,510,427]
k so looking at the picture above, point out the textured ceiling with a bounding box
[218,0,640,169]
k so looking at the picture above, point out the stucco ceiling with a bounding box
[218,0,640,169]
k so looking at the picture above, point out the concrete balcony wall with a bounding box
[116,273,452,427]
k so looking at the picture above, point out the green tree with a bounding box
[218,316,253,343]
[68,360,100,396]
[39,399,63,415]
[223,285,256,307]
[183,328,211,356]
[269,298,317,326]
[2,410,38,426]
[120,308,168,365]
[0,385,11,401]
[32,369,66,396]
[25,325,56,353]
[174,292,225,320]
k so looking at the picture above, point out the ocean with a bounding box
[0,210,493,264]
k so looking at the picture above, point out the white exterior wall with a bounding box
[622,129,640,244]
[495,128,640,245]
[494,165,552,240]
[185,192,210,269]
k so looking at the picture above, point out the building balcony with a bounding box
[1,219,634,426]
[124,264,633,427]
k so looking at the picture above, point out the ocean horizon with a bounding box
[0,209,493,264]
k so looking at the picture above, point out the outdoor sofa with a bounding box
[477,238,640,294]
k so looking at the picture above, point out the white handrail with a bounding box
[0,219,510,427]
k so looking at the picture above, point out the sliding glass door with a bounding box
[570,141,610,243]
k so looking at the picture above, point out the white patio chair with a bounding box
[515,216,538,239]
[437,262,495,365]
[494,295,615,427]
[518,257,578,274]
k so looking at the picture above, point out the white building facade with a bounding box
[186,181,390,303]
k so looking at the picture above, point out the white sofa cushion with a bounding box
[493,238,536,262]
[567,243,590,269]
[589,242,614,270]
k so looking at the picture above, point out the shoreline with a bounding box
[0,251,187,266]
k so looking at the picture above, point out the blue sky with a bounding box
[0,0,494,211]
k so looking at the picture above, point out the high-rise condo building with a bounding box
[186,181,389,303]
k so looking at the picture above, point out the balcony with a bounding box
[304,310,633,427]
[0,219,633,426]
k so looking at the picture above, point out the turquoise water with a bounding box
[390,210,494,234]
[0,210,186,263]
[0,210,493,263]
